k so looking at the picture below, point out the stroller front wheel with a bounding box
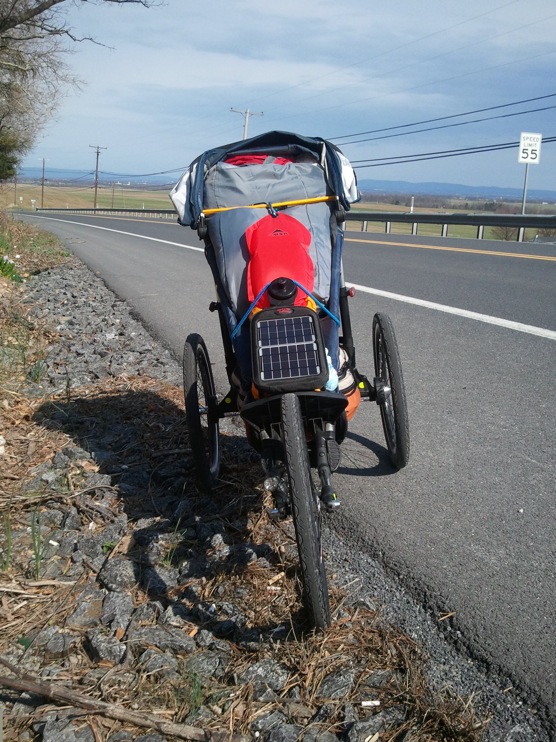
[281,393,331,631]
[183,333,220,491]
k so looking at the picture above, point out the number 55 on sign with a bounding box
[518,132,542,164]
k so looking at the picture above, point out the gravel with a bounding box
[1,257,552,740]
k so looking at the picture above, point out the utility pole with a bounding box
[89,145,107,209]
[40,158,46,208]
[230,108,263,140]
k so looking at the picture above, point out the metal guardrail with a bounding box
[347,211,556,242]
[35,207,556,242]
[36,207,176,219]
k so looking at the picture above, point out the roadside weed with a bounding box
[0,255,23,283]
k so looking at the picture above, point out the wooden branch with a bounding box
[0,657,247,742]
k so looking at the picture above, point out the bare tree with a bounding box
[0,1,158,36]
[491,224,518,242]
[0,0,161,179]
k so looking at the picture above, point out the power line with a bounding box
[268,44,556,135]
[331,93,556,142]
[99,166,187,178]
[351,135,556,168]
[334,104,556,147]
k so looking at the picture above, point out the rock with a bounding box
[138,648,179,678]
[59,530,79,556]
[300,730,337,742]
[44,629,80,659]
[10,692,45,719]
[250,710,289,734]
[82,471,112,490]
[160,603,194,626]
[132,626,196,654]
[266,724,303,741]
[63,507,82,530]
[140,565,179,595]
[345,706,407,739]
[86,628,126,664]
[77,535,105,561]
[366,668,393,688]
[52,451,71,469]
[62,446,91,461]
[102,515,129,541]
[66,584,105,628]
[32,626,61,650]
[317,668,357,699]
[101,591,134,630]
[185,650,229,682]
[39,718,96,742]
[97,557,137,591]
[41,507,65,527]
[237,657,290,701]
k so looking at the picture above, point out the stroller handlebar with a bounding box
[201,195,338,217]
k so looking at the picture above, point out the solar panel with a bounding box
[256,315,322,382]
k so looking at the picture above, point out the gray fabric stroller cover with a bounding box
[170,131,359,381]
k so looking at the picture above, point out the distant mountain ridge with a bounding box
[358,177,556,202]
[18,167,175,186]
[17,167,556,202]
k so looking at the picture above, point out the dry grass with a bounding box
[0,183,172,211]
[1,374,488,740]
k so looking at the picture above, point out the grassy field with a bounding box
[0,183,547,242]
[0,182,173,211]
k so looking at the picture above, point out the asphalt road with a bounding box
[21,212,556,729]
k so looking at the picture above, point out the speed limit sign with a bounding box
[518,132,542,164]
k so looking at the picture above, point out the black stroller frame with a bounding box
[173,131,409,630]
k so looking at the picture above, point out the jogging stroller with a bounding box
[171,131,409,630]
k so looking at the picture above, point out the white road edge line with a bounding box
[347,283,556,341]
[26,214,205,252]
[27,215,555,340]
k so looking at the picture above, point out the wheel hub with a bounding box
[374,378,392,405]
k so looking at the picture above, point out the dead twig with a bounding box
[0,656,248,742]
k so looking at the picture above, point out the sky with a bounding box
[21,0,556,191]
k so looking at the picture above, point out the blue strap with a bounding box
[231,280,340,341]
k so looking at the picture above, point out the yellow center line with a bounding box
[345,236,556,262]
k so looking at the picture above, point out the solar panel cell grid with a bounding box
[257,315,322,382]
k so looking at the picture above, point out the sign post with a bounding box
[518,132,542,215]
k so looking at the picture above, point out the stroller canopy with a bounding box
[170,130,360,228]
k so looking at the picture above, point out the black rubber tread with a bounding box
[182,333,220,491]
[372,313,410,470]
[281,393,331,631]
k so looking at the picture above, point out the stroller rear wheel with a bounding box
[372,313,410,470]
[281,393,331,631]
[183,334,220,491]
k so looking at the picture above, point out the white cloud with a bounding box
[21,0,556,188]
